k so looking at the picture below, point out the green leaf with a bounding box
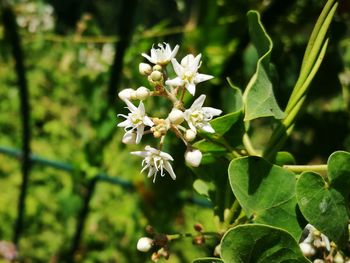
[221,224,310,263]
[210,111,242,137]
[243,11,284,121]
[296,151,350,246]
[192,258,224,263]
[227,77,243,112]
[193,179,213,198]
[275,151,296,166]
[229,156,302,239]
[193,140,227,153]
[328,151,350,196]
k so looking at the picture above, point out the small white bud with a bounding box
[184,129,197,142]
[168,108,184,125]
[299,242,316,257]
[214,244,221,257]
[313,260,325,263]
[334,253,344,263]
[139,63,152,75]
[150,70,162,82]
[122,132,137,144]
[153,65,162,71]
[118,88,135,101]
[136,86,150,100]
[185,149,202,167]
[137,237,153,252]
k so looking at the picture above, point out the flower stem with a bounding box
[243,133,260,156]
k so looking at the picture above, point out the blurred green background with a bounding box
[0,0,349,262]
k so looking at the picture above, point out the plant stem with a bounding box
[283,164,327,173]
[223,199,241,229]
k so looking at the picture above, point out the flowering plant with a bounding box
[117,1,350,262]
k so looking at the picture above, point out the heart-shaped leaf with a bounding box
[229,156,302,239]
[243,11,284,121]
[221,224,310,263]
[296,151,350,246]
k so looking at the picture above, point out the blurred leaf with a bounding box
[192,258,224,263]
[221,224,310,263]
[229,156,302,239]
[243,11,284,121]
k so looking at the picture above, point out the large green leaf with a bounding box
[296,151,350,246]
[243,11,284,121]
[229,156,302,239]
[220,224,310,263]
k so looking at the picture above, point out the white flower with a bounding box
[165,54,213,96]
[142,43,179,65]
[131,145,176,182]
[137,237,153,252]
[184,95,222,133]
[185,149,202,167]
[118,100,154,144]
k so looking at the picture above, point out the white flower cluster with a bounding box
[118,43,222,182]
[16,1,55,33]
[299,224,330,259]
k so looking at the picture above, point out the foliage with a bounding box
[0,0,349,262]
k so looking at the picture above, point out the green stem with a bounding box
[283,164,328,173]
[166,231,220,241]
[223,199,241,229]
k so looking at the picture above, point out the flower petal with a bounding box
[170,44,179,59]
[136,125,145,143]
[165,77,184,87]
[194,73,213,84]
[163,161,176,180]
[201,123,215,133]
[141,53,155,64]
[190,54,202,71]
[143,116,154,127]
[191,94,206,109]
[203,107,222,116]
[124,99,138,112]
[186,83,196,96]
[117,119,132,127]
[171,58,183,77]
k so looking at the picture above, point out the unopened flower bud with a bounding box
[214,244,221,256]
[153,65,162,71]
[334,253,344,263]
[122,132,137,144]
[118,88,135,101]
[150,70,163,82]
[299,242,316,257]
[137,237,153,252]
[313,260,325,263]
[185,149,202,167]
[168,108,184,125]
[184,129,196,142]
[139,63,152,75]
[136,86,150,100]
